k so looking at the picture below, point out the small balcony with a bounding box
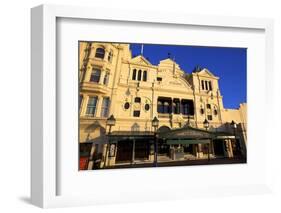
[80,82,109,94]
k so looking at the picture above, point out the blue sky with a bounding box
[130,44,247,109]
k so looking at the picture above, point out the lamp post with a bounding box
[105,115,116,167]
[203,119,209,131]
[230,120,239,155]
[152,116,159,167]
[203,119,210,161]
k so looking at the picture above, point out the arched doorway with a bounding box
[157,126,171,157]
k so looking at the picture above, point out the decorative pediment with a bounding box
[158,58,180,70]
[197,68,216,78]
[130,55,152,66]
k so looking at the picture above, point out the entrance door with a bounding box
[231,139,242,156]
[158,139,169,156]
[116,140,133,163]
[183,144,193,154]
[213,139,225,156]
[134,139,149,160]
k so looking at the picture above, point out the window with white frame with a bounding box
[100,97,110,117]
[90,68,101,83]
[86,97,98,116]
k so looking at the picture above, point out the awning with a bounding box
[167,139,210,145]
[107,131,154,141]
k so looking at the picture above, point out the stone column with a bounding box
[99,70,106,84]
[84,65,93,82]
[104,51,109,62]
[132,140,135,164]
[80,95,89,116]
[95,95,103,117]
[228,140,234,158]
[100,144,108,168]
[197,144,204,158]
[223,139,233,158]
[87,143,97,170]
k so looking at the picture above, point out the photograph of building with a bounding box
[79,42,247,170]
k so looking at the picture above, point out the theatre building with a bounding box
[79,42,247,170]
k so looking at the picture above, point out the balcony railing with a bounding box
[80,82,109,94]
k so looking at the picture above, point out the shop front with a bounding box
[106,131,155,167]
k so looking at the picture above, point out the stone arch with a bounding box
[158,125,171,133]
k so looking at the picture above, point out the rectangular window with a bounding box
[206,104,211,109]
[90,68,101,83]
[209,81,212,91]
[205,81,208,90]
[133,110,140,117]
[157,77,162,82]
[101,97,110,117]
[134,97,141,103]
[201,80,204,90]
[181,100,194,115]
[86,97,98,116]
[207,115,212,120]
[103,72,109,85]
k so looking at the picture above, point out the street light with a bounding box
[203,119,210,161]
[106,114,116,135]
[203,119,209,131]
[105,115,116,167]
[230,120,237,129]
[152,116,159,167]
[230,120,240,155]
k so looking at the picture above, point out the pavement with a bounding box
[102,157,246,170]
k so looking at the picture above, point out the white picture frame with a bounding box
[31,4,274,208]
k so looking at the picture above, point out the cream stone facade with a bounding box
[79,42,247,170]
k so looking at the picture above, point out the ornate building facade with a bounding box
[79,42,247,170]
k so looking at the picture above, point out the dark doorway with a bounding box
[183,144,193,154]
[231,139,242,156]
[116,140,133,163]
[135,139,150,160]
[213,139,225,156]
[158,139,170,156]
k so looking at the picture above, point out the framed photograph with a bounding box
[31,4,274,208]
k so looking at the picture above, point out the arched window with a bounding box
[137,70,142,81]
[143,70,147,81]
[108,50,113,62]
[181,100,194,115]
[157,101,163,113]
[90,68,101,83]
[173,100,180,114]
[95,47,105,59]
[132,69,137,80]
[164,102,170,114]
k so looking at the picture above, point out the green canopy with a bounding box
[167,139,210,145]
